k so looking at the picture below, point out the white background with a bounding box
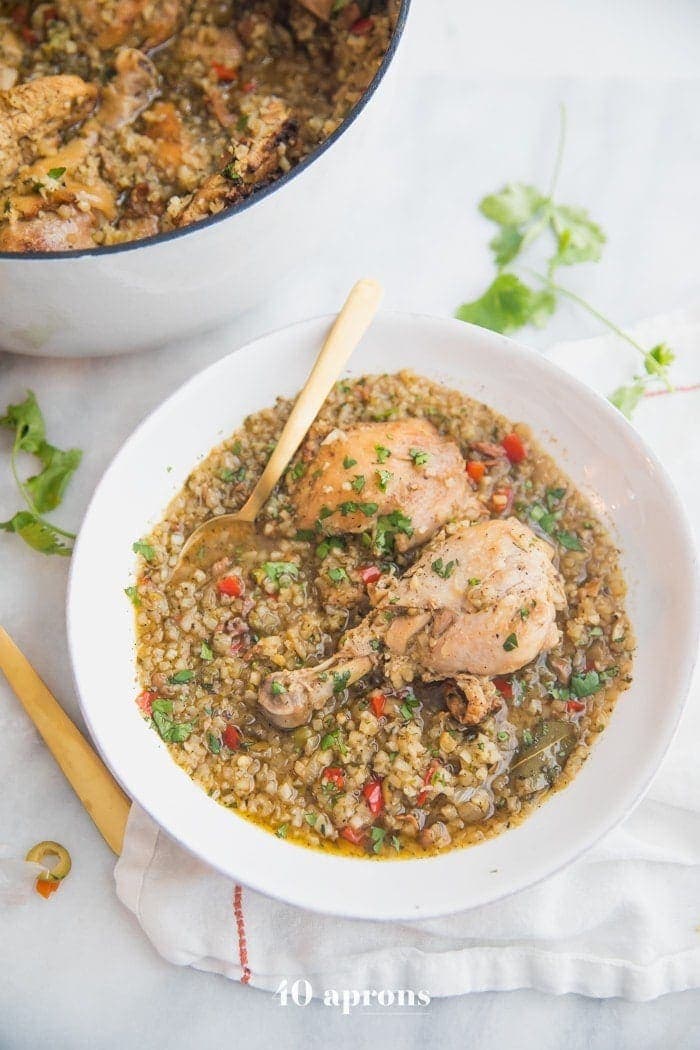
[1,0,700,1046]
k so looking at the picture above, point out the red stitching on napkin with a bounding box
[644,382,700,399]
[233,885,251,984]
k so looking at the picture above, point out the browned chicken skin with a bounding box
[0,75,98,183]
[172,95,295,226]
[259,518,566,729]
[58,0,187,51]
[293,418,482,551]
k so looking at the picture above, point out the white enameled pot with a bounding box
[0,3,410,358]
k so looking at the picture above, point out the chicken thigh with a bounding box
[293,418,482,552]
[259,518,566,728]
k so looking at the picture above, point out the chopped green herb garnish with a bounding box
[168,669,194,684]
[343,455,357,469]
[132,540,155,561]
[200,641,214,661]
[276,824,288,839]
[503,633,518,652]
[468,577,481,587]
[332,670,351,695]
[431,557,456,579]
[522,728,533,746]
[391,835,401,852]
[328,566,348,585]
[570,670,602,698]
[222,161,242,181]
[262,561,299,583]
[151,699,194,743]
[370,826,387,854]
[337,500,358,516]
[546,486,566,508]
[374,445,391,463]
[520,607,530,620]
[295,528,316,542]
[373,509,413,554]
[207,732,221,754]
[399,693,420,721]
[376,468,393,492]
[358,502,378,517]
[290,461,306,480]
[409,448,429,466]
[351,474,366,493]
[305,812,317,826]
[271,680,287,696]
[124,585,141,607]
[556,530,583,551]
[47,166,66,180]
[316,535,345,559]
[319,505,334,520]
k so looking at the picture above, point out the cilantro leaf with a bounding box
[0,391,45,453]
[151,698,194,743]
[479,183,546,226]
[550,204,605,268]
[133,540,156,561]
[610,379,646,419]
[489,226,524,268]
[0,511,72,556]
[644,343,675,379]
[25,442,82,513]
[456,274,556,335]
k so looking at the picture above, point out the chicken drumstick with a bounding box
[259,518,566,728]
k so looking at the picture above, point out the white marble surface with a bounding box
[2,0,700,1046]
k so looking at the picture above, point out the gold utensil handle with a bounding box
[238,278,384,522]
[0,627,130,855]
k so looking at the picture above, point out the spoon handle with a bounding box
[0,627,130,854]
[238,278,384,522]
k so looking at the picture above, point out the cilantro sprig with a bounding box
[0,391,82,556]
[455,107,675,417]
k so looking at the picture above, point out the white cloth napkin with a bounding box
[115,310,700,1001]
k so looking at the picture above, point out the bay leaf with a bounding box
[509,719,578,781]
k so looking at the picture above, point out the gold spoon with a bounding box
[169,278,384,586]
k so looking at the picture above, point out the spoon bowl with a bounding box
[168,278,384,587]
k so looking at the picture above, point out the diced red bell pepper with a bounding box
[466,460,485,483]
[340,826,364,845]
[417,760,440,806]
[566,699,586,713]
[211,62,238,82]
[20,25,37,43]
[492,676,513,701]
[369,691,386,717]
[36,878,59,899]
[501,432,527,463]
[362,778,384,815]
[350,16,374,35]
[242,79,257,93]
[136,689,158,715]
[217,575,243,597]
[359,564,381,585]
[322,765,345,790]
[223,724,242,750]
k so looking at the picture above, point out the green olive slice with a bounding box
[25,841,72,881]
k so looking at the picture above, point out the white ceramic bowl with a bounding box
[67,313,699,920]
[0,4,410,358]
